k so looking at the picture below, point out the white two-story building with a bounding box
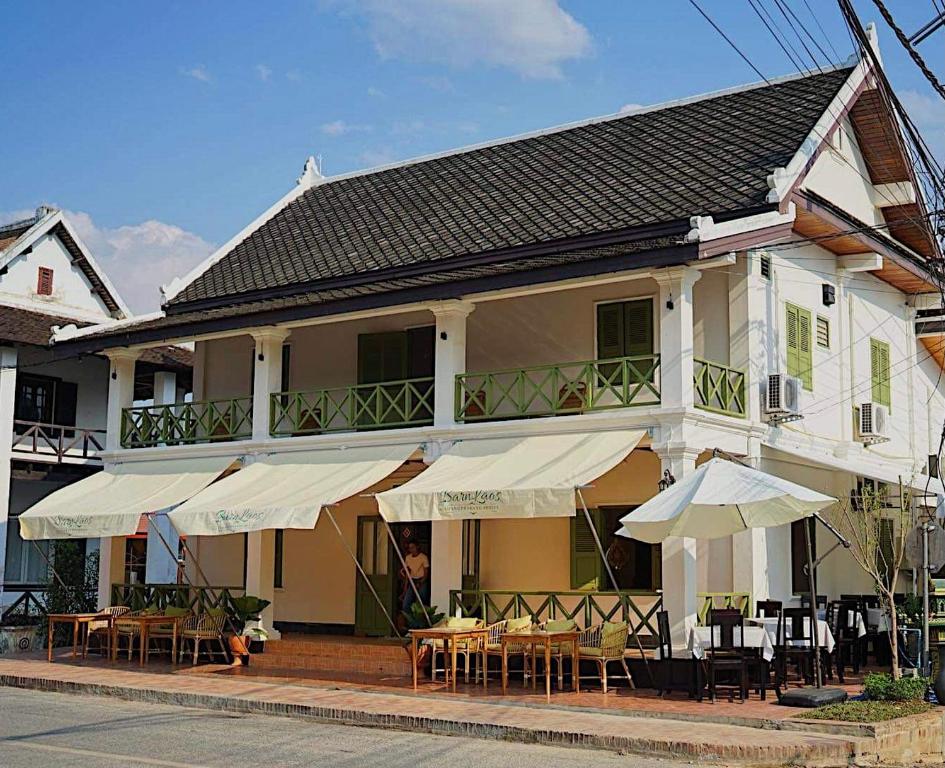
[44,40,945,647]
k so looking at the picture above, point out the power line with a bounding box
[800,0,843,61]
[773,0,827,70]
[870,0,945,100]
[687,0,771,83]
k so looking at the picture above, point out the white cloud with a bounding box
[179,64,213,83]
[320,120,371,136]
[618,103,644,115]
[367,85,385,98]
[358,148,399,167]
[899,89,945,168]
[255,64,272,82]
[55,211,213,314]
[332,0,592,79]
[286,69,302,82]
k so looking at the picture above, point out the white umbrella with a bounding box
[618,457,836,544]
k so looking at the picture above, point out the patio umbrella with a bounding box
[617,457,835,544]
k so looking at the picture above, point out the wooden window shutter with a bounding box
[596,303,625,360]
[570,510,601,590]
[36,267,54,295]
[786,304,812,390]
[876,518,894,589]
[53,380,78,429]
[357,332,408,385]
[871,338,891,408]
[623,299,654,358]
[785,305,800,379]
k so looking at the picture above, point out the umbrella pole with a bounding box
[803,518,822,688]
[382,518,433,628]
[577,489,652,684]
[323,506,403,640]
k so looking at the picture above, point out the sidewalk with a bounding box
[0,653,868,766]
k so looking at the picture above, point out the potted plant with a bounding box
[230,595,271,654]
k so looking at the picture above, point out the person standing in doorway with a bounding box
[402,541,430,613]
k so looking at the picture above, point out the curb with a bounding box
[0,672,857,766]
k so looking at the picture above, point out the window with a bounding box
[870,338,891,408]
[790,518,817,595]
[274,529,284,589]
[759,254,771,280]
[280,344,291,393]
[816,316,830,349]
[4,519,50,584]
[786,303,813,390]
[36,266,54,295]
[570,507,661,591]
[596,299,654,360]
[13,375,77,430]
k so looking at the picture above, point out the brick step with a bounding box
[250,650,412,677]
[265,639,406,660]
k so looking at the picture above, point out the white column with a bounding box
[244,529,280,639]
[97,532,121,609]
[430,520,463,614]
[0,347,17,602]
[146,371,183,580]
[654,268,701,410]
[728,252,765,422]
[430,301,475,427]
[655,446,700,643]
[732,438,767,612]
[153,371,177,406]
[104,349,139,451]
[251,328,289,442]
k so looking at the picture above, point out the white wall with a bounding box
[14,348,110,430]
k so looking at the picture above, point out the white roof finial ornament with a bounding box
[297,155,324,187]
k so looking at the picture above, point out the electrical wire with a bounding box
[687,0,771,83]
[870,0,945,100]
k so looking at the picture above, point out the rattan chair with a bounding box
[112,607,159,661]
[178,610,228,665]
[479,617,533,684]
[430,617,485,684]
[146,606,191,662]
[535,618,579,690]
[578,621,633,693]
[82,606,130,658]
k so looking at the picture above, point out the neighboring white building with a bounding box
[0,207,191,618]
[48,41,945,644]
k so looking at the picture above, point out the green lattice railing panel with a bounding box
[121,398,253,448]
[110,583,245,616]
[693,358,746,417]
[455,354,660,422]
[270,377,434,436]
[449,588,662,643]
[696,591,751,625]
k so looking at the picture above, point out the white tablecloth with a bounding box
[815,609,869,638]
[688,625,774,662]
[749,616,836,654]
[866,607,891,633]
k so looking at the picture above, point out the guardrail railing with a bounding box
[696,591,751,625]
[121,398,253,448]
[455,354,661,422]
[693,358,746,417]
[110,583,245,615]
[12,421,105,461]
[269,377,434,436]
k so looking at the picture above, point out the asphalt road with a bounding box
[0,687,694,768]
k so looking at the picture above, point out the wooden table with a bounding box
[408,626,489,693]
[47,613,109,662]
[501,629,580,700]
[111,613,183,665]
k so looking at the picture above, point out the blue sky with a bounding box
[1,1,942,311]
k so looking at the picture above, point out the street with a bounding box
[0,687,690,768]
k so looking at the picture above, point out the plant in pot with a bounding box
[230,595,272,654]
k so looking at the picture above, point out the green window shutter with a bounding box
[871,338,891,408]
[596,303,625,360]
[358,332,408,384]
[570,510,602,590]
[786,304,812,390]
[786,304,799,379]
[623,299,654,358]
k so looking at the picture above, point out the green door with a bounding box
[354,516,394,636]
[357,332,408,426]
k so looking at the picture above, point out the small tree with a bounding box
[828,480,915,680]
[43,542,99,645]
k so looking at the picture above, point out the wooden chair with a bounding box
[146,606,191,661]
[756,600,782,619]
[832,599,863,682]
[578,621,633,693]
[777,607,814,687]
[83,606,130,658]
[706,609,748,703]
[430,617,485,684]
[178,610,228,665]
[112,607,159,661]
[800,594,827,610]
[655,610,697,698]
[480,617,533,684]
[536,618,578,690]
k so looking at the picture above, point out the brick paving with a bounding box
[0,651,863,765]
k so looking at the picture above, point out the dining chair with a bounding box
[655,610,697,698]
[82,606,130,658]
[536,618,579,690]
[480,617,532,685]
[755,600,783,619]
[777,607,814,687]
[832,599,863,682]
[430,616,485,684]
[578,621,633,693]
[706,609,748,703]
[178,609,228,665]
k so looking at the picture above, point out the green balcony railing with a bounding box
[269,377,435,436]
[455,354,660,422]
[121,397,253,448]
[696,591,751,625]
[449,588,662,642]
[693,358,746,417]
[111,583,245,616]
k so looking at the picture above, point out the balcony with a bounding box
[269,377,435,436]
[120,397,253,448]
[455,354,660,422]
[693,359,747,418]
[12,421,106,463]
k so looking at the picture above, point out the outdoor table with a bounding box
[500,629,580,700]
[408,626,489,693]
[815,608,869,638]
[748,616,838,654]
[46,612,109,662]
[688,625,774,661]
[111,613,184,665]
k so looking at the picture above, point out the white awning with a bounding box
[18,456,237,540]
[169,443,418,536]
[377,430,646,522]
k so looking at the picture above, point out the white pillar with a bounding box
[244,529,280,639]
[430,520,463,614]
[654,267,701,410]
[104,349,139,451]
[0,347,17,602]
[145,370,183,584]
[732,438,767,612]
[97,532,120,609]
[728,252,765,422]
[153,371,177,406]
[251,328,289,442]
[430,301,475,427]
[655,446,699,643]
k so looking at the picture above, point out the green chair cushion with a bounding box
[445,616,481,629]
[506,617,532,632]
[207,607,226,618]
[544,619,576,632]
[163,607,190,617]
[579,645,602,657]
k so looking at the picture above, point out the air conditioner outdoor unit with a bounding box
[858,402,890,444]
[764,373,803,423]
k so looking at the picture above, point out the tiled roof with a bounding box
[169,67,853,310]
[0,306,90,347]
